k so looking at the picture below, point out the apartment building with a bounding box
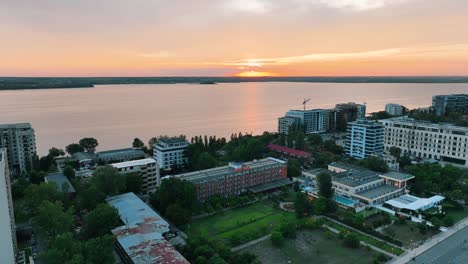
[172,157,288,201]
[385,103,404,116]
[111,158,159,194]
[153,137,189,170]
[332,102,366,131]
[0,149,17,264]
[432,94,468,116]
[345,120,385,159]
[0,123,36,177]
[379,116,468,166]
[278,109,330,134]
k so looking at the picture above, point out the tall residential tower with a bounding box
[0,149,17,264]
[0,123,37,177]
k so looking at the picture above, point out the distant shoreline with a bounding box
[1,76,468,90]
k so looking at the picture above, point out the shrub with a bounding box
[271,231,284,247]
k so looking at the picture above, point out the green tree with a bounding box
[76,186,105,212]
[65,143,85,155]
[79,137,99,153]
[24,183,59,214]
[389,146,402,159]
[287,159,301,179]
[279,220,296,238]
[150,177,198,216]
[132,138,145,148]
[82,203,120,239]
[317,172,333,198]
[165,203,192,226]
[295,131,305,150]
[344,233,360,248]
[294,192,310,217]
[360,157,389,173]
[307,134,322,145]
[48,147,65,157]
[63,166,75,179]
[91,166,126,196]
[82,235,115,264]
[196,152,218,170]
[271,231,284,247]
[33,201,73,237]
[39,233,81,264]
[125,173,143,194]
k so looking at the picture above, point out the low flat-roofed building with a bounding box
[45,173,76,193]
[106,192,189,264]
[172,157,288,201]
[97,148,146,163]
[111,158,159,195]
[384,194,445,212]
[304,162,414,208]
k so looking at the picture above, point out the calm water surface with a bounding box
[1,82,467,155]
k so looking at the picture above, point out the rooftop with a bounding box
[0,123,32,129]
[267,143,311,158]
[385,194,445,211]
[106,193,188,264]
[380,116,468,131]
[333,170,381,187]
[173,157,286,183]
[72,152,96,161]
[248,178,293,193]
[355,185,399,200]
[111,158,156,169]
[382,171,415,181]
[157,137,188,145]
[45,173,76,193]
[97,148,145,156]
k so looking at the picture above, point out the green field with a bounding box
[186,200,295,246]
[445,206,468,223]
[241,229,384,264]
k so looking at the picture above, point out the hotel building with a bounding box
[111,158,159,194]
[379,116,468,166]
[0,123,37,177]
[153,137,189,170]
[172,158,288,201]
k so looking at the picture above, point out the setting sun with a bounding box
[234,71,278,77]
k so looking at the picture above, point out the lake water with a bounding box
[1,82,467,155]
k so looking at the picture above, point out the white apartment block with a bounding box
[111,158,159,195]
[385,103,404,116]
[0,149,17,264]
[0,123,37,177]
[379,117,468,166]
[345,120,385,160]
[153,137,189,170]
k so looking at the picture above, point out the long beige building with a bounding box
[0,123,37,176]
[0,149,17,264]
[379,117,468,166]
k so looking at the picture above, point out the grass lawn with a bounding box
[186,200,295,246]
[445,206,468,223]
[322,218,404,255]
[241,229,383,264]
[382,222,437,249]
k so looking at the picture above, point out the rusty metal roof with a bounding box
[106,192,189,264]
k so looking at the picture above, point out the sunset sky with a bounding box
[1,0,468,77]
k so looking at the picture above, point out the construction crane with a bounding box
[303,98,311,111]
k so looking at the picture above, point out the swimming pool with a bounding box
[333,195,356,206]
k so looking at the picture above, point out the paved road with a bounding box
[390,218,468,264]
[410,226,468,264]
